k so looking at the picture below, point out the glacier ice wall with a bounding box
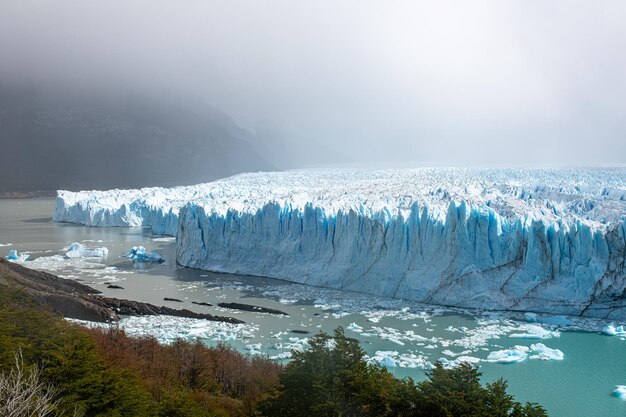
[177,200,626,319]
[55,168,626,319]
[54,188,186,236]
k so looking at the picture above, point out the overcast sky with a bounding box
[1,0,625,167]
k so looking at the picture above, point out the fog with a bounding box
[1,0,625,168]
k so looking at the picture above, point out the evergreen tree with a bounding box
[260,328,549,417]
[259,327,414,417]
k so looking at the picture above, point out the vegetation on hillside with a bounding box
[0,286,279,416]
[0,276,548,417]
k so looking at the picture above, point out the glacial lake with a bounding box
[1,197,625,417]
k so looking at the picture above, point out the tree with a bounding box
[0,350,82,417]
[259,327,411,417]
[416,362,548,417]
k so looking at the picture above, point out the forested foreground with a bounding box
[0,287,548,416]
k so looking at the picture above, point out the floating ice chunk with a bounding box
[0,243,12,247]
[488,343,563,363]
[127,246,164,263]
[66,242,109,258]
[529,343,564,361]
[524,312,572,326]
[269,352,292,360]
[367,351,431,369]
[5,249,29,261]
[457,356,481,365]
[246,343,262,355]
[67,315,257,345]
[442,349,473,357]
[524,312,538,322]
[509,325,559,339]
[602,323,626,336]
[487,348,528,364]
[347,322,364,333]
[613,386,626,400]
[372,351,398,367]
[438,356,481,369]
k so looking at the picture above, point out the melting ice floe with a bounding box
[367,351,434,369]
[347,322,364,332]
[68,315,258,345]
[487,348,528,364]
[5,249,29,261]
[508,325,560,339]
[602,323,626,336]
[613,386,626,400]
[486,343,564,363]
[529,343,564,360]
[65,242,108,258]
[438,356,481,369]
[54,168,626,319]
[126,246,165,263]
[12,242,130,283]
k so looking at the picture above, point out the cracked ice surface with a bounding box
[55,168,626,319]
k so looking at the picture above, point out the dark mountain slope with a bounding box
[0,85,273,192]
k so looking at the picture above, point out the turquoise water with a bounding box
[1,198,625,417]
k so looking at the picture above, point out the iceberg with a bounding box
[54,168,626,319]
[602,323,626,336]
[486,348,529,364]
[488,343,564,363]
[346,322,364,332]
[5,249,29,262]
[529,343,564,360]
[438,356,481,369]
[373,351,398,368]
[367,350,432,369]
[126,246,164,263]
[613,385,626,400]
[65,242,109,258]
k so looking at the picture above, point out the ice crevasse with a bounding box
[54,168,626,319]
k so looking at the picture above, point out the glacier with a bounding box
[54,168,626,319]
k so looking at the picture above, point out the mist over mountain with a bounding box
[0,84,277,192]
[1,1,625,193]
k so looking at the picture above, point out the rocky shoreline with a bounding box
[0,258,243,324]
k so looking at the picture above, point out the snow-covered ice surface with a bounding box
[55,168,626,319]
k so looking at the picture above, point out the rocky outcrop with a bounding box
[218,302,289,316]
[0,259,243,324]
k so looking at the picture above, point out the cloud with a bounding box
[1,0,624,166]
